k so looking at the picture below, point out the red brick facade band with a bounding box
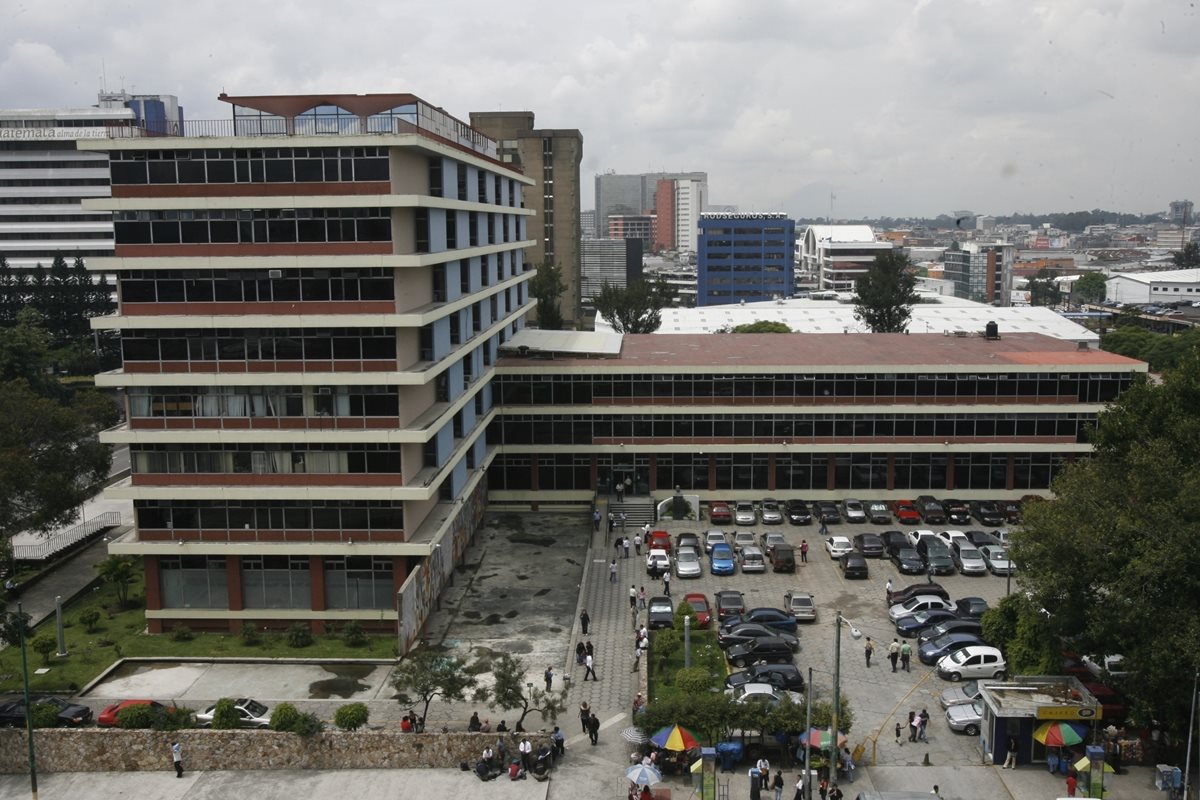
[227,557,244,612]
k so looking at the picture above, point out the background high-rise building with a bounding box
[581,238,642,307]
[593,171,707,242]
[470,111,582,328]
[1168,200,1193,224]
[607,214,656,250]
[942,241,1015,306]
[0,91,183,270]
[696,213,795,306]
[799,225,894,291]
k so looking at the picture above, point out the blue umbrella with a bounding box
[625,764,663,786]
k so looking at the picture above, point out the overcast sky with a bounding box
[2,0,1196,218]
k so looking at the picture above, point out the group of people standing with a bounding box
[897,710,931,744]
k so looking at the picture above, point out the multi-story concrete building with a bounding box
[468,112,582,328]
[798,225,893,291]
[580,210,596,240]
[0,92,184,271]
[581,237,642,305]
[82,93,534,643]
[1168,200,1193,224]
[488,330,1145,503]
[607,214,656,250]
[672,177,706,256]
[696,212,795,306]
[942,241,1015,306]
[594,171,707,240]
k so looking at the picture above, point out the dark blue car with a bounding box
[723,607,798,633]
[918,632,986,665]
[895,608,959,638]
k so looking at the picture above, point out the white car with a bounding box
[946,700,984,735]
[646,549,670,575]
[936,646,1007,681]
[674,547,702,578]
[739,546,767,573]
[979,545,1012,574]
[937,530,969,549]
[705,530,728,553]
[841,499,867,524]
[760,500,784,525]
[734,502,758,526]
[732,530,757,553]
[728,682,804,706]
[888,595,954,622]
[939,679,984,710]
[824,536,853,559]
[1083,654,1128,679]
[906,529,939,548]
[196,698,271,728]
[784,590,817,622]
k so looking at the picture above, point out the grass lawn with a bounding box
[0,571,397,694]
[647,628,727,701]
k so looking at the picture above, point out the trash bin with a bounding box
[716,742,744,773]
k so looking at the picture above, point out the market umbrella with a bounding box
[621,727,649,744]
[802,727,847,750]
[1073,755,1116,774]
[1033,721,1087,747]
[649,724,701,751]
[625,764,663,786]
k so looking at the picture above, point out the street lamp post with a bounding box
[16,602,38,800]
[831,611,862,764]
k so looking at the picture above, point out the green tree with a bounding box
[389,648,479,724]
[529,261,566,331]
[78,609,101,633]
[852,250,918,332]
[334,702,370,731]
[96,556,137,608]
[32,634,57,665]
[1009,349,1200,734]
[209,698,242,729]
[478,652,568,728]
[593,278,677,334]
[1172,241,1200,268]
[728,321,792,333]
[1073,272,1107,304]
[1027,268,1063,307]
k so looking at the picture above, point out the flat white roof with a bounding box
[500,328,624,357]
[805,224,878,243]
[1108,268,1200,284]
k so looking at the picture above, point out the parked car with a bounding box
[740,546,767,573]
[917,539,956,575]
[676,531,702,552]
[942,499,971,525]
[919,632,987,665]
[896,609,960,638]
[709,502,733,525]
[646,548,671,575]
[979,545,1013,575]
[919,619,984,645]
[940,679,984,709]
[784,590,817,622]
[725,637,796,668]
[840,499,867,524]
[725,607,799,633]
[197,698,271,728]
[965,530,1001,548]
[816,501,841,524]
[853,533,885,558]
[915,495,946,524]
[0,696,93,728]
[945,700,984,735]
[674,547,703,578]
[906,529,940,548]
[718,623,799,652]
[724,663,806,693]
[732,530,757,554]
[936,530,969,549]
[951,544,988,576]
[647,596,675,629]
[889,582,950,606]
[683,592,712,626]
[888,595,954,622]
[1082,654,1128,680]
[705,530,728,554]
[734,502,758,526]
[824,536,853,558]
[936,646,1007,681]
[759,531,788,556]
[1001,501,1023,524]
[728,682,805,706]
[865,501,892,524]
[647,530,672,553]
[969,500,1005,526]
[881,530,909,553]
[891,546,927,575]
[760,499,784,525]
[714,589,746,621]
[840,552,869,579]
[771,544,796,573]
[892,500,922,524]
[97,699,169,728]
[710,544,737,576]
[786,499,813,525]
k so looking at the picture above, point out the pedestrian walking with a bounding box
[519,736,533,770]
[171,741,183,778]
[895,722,903,746]
[610,559,618,582]
[616,482,624,502]
[580,608,590,635]
[827,782,843,800]
[864,637,874,667]
[662,570,670,596]
[900,641,912,671]
[749,767,762,800]
[552,726,565,758]
[818,778,829,800]
[630,585,638,608]
[587,713,600,745]
[772,770,784,800]
[907,712,917,742]
[793,773,805,800]
[841,748,854,783]
[888,638,900,672]
[623,536,631,558]
[918,709,929,742]
[593,509,601,532]
[631,605,639,630]
[632,642,642,671]
[615,537,624,558]
[819,520,829,536]
[885,578,893,604]
[608,514,615,533]
[544,666,554,692]
[584,653,597,681]
[1066,772,1078,797]
[634,532,642,554]
[638,586,647,608]
[1002,734,1018,768]
[579,702,591,734]
[632,693,644,715]
[620,512,627,529]
[800,540,808,563]
[575,641,586,665]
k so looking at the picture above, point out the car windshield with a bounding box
[245,700,268,716]
[649,601,671,613]
[689,599,706,612]
[793,597,812,609]
[949,649,970,664]
[678,551,698,562]
[962,680,979,696]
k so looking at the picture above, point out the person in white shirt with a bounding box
[519,737,533,770]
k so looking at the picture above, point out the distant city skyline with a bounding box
[1,0,1195,218]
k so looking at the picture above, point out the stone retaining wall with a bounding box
[0,729,553,773]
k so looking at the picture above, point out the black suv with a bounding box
[969,501,1005,526]
[726,636,796,668]
[725,663,807,693]
[785,500,812,525]
[942,499,971,525]
[914,495,946,524]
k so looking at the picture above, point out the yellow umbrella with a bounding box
[1074,755,1115,773]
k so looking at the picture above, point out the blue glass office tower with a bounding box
[696,213,795,306]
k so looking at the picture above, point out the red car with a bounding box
[892,500,921,524]
[97,699,169,727]
[647,530,672,553]
[683,592,712,626]
[709,502,732,524]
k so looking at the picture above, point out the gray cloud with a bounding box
[1,0,1194,217]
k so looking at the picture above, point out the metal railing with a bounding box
[13,511,121,561]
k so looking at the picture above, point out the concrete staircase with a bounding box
[606,500,657,528]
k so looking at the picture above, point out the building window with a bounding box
[160,555,228,608]
[324,556,393,609]
[242,556,311,609]
[428,158,443,197]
